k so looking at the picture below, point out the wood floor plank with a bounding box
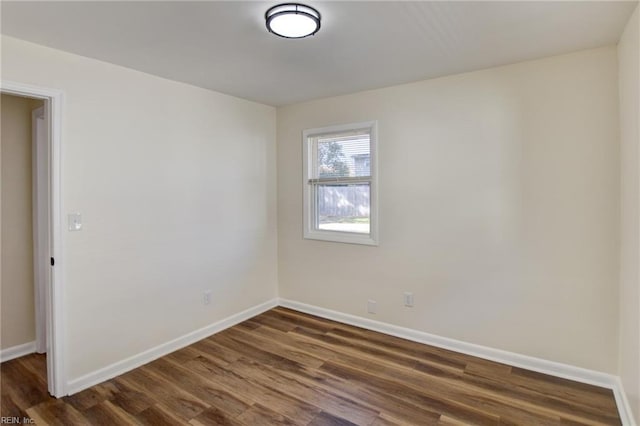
[461,366,620,424]
[229,356,380,425]
[272,308,471,365]
[163,345,203,365]
[1,357,52,409]
[0,309,622,425]
[224,326,326,369]
[104,377,156,416]
[236,318,263,331]
[509,367,619,407]
[117,365,209,421]
[199,332,381,424]
[189,406,245,426]
[327,327,468,373]
[250,313,299,332]
[286,322,606,425]
[179,355,325,424]
[370,416,403,426]
[236,403,299,425]
[1,393,27,419]
[26,399,90,425]
[210,328,442,425]
[260,309,338,333]
[190,337,241,365]
[17,354,48,379]
[251,322,352,362]
[308,410,359,426]
[319,360,501,425]
[64,381,119,412]
[134,403,186,426]
[81,399,142,425]
[149,357,251,418]
[284,329,501,421]
[227,329,446,425]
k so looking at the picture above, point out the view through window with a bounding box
[316,133,371,233]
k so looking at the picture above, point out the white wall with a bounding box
[1,94,42,350]
[618,5,640,422]
[278,47,620,373]
[1,36,278,380]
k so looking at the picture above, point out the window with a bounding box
[303,121,378,245]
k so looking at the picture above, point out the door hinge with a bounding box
[50,257,55,266]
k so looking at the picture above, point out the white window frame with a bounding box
[302,121,379,246]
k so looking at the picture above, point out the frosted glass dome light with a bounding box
[265,3,321,39]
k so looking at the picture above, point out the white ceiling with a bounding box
[1,1,637,106]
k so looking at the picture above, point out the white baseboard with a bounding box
[613,377,637,426]
[66,298,279,395]
[0,341,36,363]
[278,298,636,426]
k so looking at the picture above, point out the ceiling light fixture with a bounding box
[265,3,321,39]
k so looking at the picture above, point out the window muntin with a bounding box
[303,121,378,245]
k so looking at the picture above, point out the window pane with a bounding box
[317,132,370,179]
[317,183,370,234]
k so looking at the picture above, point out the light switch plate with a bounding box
[68,213,82,231]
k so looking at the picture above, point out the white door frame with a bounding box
[32,105,48,355]
[2,80,65,397]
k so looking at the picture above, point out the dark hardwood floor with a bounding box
[1,307,622,425]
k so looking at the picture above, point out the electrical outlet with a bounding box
[367,299,377,314]
[203,290,212,305]
[404,292,414,307]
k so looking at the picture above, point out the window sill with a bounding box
[303,230,378,246]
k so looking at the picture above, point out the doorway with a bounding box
[1,81,64,397]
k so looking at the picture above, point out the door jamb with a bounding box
[1,80,65,397]
[32,105,47,354]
